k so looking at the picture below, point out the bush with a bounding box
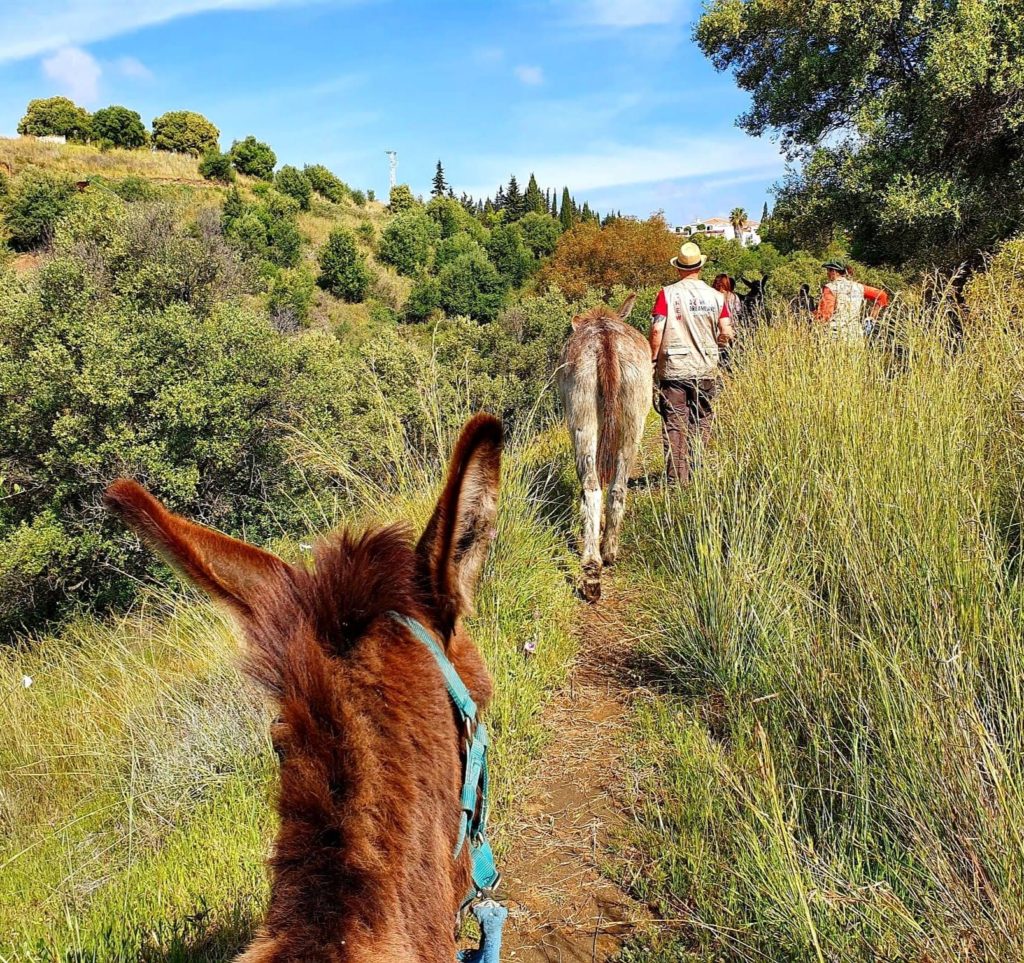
[405,273,440,321]
[2,170,76,249]
[90,106,148,149]
[151,111,219,156]
[367,189,376,202]
[274,165,312,210]
[426,195,484,240]
[388,184,416,212]
[0,274,355,630]
[198,150,235,183]
[437,250,505,322]
[267,268,315,332]
[434,232,487,272]
[350,189,367,207]
[229,136,276,179]
[17,96,91,142]
[317,227,370,301]
[112,176,160,202]
[303,164,348,202]
[486,223,533,288]
[223,188,302,268]
[378,209,439,276]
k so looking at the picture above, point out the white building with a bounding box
[673,216,762,247]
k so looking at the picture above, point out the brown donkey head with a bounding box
[106,414,503,962]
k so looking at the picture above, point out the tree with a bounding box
[199,149,235,183]
[304,164,348,202]
[761,201,770,224]
[437,251,505,322]
[730,207,748,241]
[434,232,488,273]
[17,97,91,142]
[518,211,562,258]
[431,160,449,198]
[405,273,441,321]
[2,170,76,249]
[229,136,276,179]
[505,175,524,220]
[317,228,370,301]
[378,209,439,276]
[696,0,1024,266]
[151,111,219,156]
[274,165,312,210]
[559,187,573,231]
[388,184,417,212]
[91,106,147,149]
[540,214,678,298]
[524,174,546,215]
[486,223,533,288]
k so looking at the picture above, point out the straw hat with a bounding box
[671,241,707,271]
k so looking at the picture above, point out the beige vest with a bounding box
[826,276,866,341]
[656,278,724,381]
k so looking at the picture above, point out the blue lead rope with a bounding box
[389,613,502,910]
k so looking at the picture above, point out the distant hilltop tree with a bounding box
[199,149,235,183]
[431,160,449,198]
[304,164,348,202]
[91,106,148,149]
[274,165,312,210]
[151,110,219,156]
[229,136,276,179]
[388,184,417,212]
[17,97,91,143]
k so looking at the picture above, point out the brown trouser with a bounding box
[658,377,720,484]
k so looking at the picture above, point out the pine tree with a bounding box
[550,190,558,218]
[431,160,449,198]
[545,187,551,212]
[582,201,592,221]
[494,184,507,211]
[761,201,770,223]
[560,187,573,230]
[524,173,545,214]
[505,175,523,219]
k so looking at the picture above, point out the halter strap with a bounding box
[389,612,501,907]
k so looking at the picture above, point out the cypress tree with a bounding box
[560,187,573,230]
[431,160,449,198]
[524,173,545,214]
[761,201,770,223]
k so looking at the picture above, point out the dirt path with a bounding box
[499,575,650,961]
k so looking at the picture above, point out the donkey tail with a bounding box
[596,331,621,487]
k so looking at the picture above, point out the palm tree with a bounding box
[730,206,748,243]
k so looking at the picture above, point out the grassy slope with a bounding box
[0,446,576,961]
[618,310,1024,960]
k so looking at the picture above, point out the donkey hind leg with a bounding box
[573,428,603,602]
[601,451,629,567]
[601,377,647,567]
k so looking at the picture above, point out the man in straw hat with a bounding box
[813,258,889,340]
[649,240,735,484]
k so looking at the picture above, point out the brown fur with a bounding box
[105,414,503,962]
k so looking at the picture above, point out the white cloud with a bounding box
[513,64,544,86]
[42,46,102,103]
[0,0,346,64]
[571,0,688,27]
[114,55,153,80]
[461,135,784,197]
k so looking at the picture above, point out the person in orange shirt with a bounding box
[813,259,888,340]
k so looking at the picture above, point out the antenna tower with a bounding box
[385,150,398,190]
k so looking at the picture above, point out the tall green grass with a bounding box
[623,306,1024,960]
[0,410,576,961]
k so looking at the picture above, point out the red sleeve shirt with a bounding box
[652,290,667,317]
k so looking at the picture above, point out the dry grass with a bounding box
[0,136,207,182]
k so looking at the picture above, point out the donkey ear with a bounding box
[570,315,583,331]
[617,292,637,320]
[104,479,291,616]
[417,414,503,633]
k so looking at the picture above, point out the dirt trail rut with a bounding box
[499,576,650,961]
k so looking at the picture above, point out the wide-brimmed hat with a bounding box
[671,241,707,271]
[822,258,848,273]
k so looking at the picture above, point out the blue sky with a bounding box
[0,0,785,224]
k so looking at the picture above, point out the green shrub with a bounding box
[303,164,348,202]
[111,176,160,202]
[405,273,440,321]
[388,184,416,212]
[356,221,376,246]
[274,165,312,210]
[266,268,315,332]
[367,189,376,203]
[198,150,235,183]
[2,170,76,249]
[436,250,505,322]
[223,188,301,269]
[151,111,219,156]
[229,136,276,179]
[518,211,562,257]
[317,227,370,301]
[91,106,148,149]
[17,96,91,142]
[0,269,356,630]
[378,209,439,276]
[0,170,9,197]
[426,195,484,241]
[434,231,486,273]
[350,189,367,207]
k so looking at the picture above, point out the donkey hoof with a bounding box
[580,576,602,603]
[601,551,618,568]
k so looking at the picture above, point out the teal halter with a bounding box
[389,612,501,909]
